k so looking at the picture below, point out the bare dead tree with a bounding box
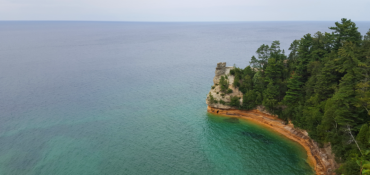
[344,124,363,155]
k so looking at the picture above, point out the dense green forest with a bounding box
[229,19,370,174]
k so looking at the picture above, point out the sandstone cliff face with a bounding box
[206,63,338,175]
[206,62,243,109]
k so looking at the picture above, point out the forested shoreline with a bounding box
[228,19,370,174]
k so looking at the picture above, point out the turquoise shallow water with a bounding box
[1,21,369,174]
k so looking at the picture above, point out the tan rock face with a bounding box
[206,62,243,109]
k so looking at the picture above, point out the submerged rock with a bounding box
[241,131,271,144]
[224,117,239,123]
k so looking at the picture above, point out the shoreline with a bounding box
[207,106,335,175]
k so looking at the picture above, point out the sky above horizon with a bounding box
[0,0,369,21]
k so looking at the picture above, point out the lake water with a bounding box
[0,21,369,175]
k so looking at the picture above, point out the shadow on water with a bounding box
[206,114,272,145]
[223,117,239,123]
[241,131,272,144]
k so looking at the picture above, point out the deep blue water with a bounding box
[0,21,369,175]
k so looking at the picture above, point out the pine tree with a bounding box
[296,34,313,82]
[252,71,265,94]
[356,124,369,149]
[263,79,278,112]
[329,18,362,50]
[354,30,370,115]
[250,44,270,70]
[288,40,300,63]
[230,20,370,174]
[242,90,257,110]
[265,58,282,82]
[219,76,229,92]
[255,91,262,105]
[330,71,361,128]
[314,54,341,102]
[284,73,303,105]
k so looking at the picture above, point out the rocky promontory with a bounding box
[206,62,243,109]
[206,62,338,175]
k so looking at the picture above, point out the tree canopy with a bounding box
[228,18,370,174]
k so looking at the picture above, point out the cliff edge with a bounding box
[206,62,243,109]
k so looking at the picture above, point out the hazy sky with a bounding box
[0,0,369,21]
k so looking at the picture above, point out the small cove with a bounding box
[205,114,314,174]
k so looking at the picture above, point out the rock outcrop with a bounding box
[206,62,338,175]
[206,62,243,109]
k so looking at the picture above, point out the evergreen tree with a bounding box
[243,66,255,77]
[296,34,313,82]
[263,79,278,112]
[288,40,299,63]
[239,74,253,93]
[313,54,341,102]
[250,44,270,70]
[329,18,362,50]
[242,90,257,110]
[229,96,240,107]
[223,19,370,174]
[356,124,369,149]
[219,76,229,92]
[284,73,303,105]
[252,71,265,94]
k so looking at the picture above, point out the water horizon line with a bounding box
[1,20,369,23]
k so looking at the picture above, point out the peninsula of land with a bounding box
[206,62,338,175]
[205,19,370,174]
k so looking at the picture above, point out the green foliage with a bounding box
[229,96,240,107]
[219,76,229,92]
[253,71,265,94]
[244,66,255,78]
[216,19,370,173]
[233,73,240,88]
[208,93,218,104]
[263,79,279,112]
[255,91,262,105]
[288,40,299,63]
[355,146,370,175]
[336,159,361,175]
[242,90,257,110]
[250,45,269,70]
[354,62,370,115]
[230,69,235,75]
[283,73,303,104]
[357,124,369,149]
[227,89,233,94]
[296,34,313,82]
[330,18,362,50]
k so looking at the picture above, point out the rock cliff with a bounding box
[206,62,338,175]
[206,62,243,109]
